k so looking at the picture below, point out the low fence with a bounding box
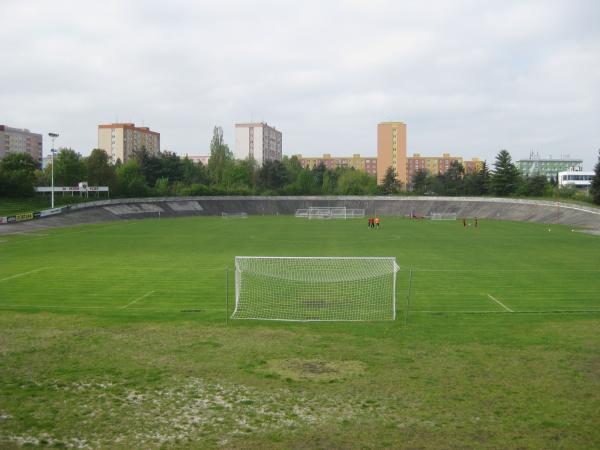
[0,205,70,225]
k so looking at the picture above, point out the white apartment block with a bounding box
[234,122,282,165]
[0,125,43,163]
[98,123,160,163]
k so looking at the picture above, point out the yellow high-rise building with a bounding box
[377,122,407,187]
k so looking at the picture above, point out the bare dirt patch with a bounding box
[262,358,367,381]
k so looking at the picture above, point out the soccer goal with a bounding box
[308,207,347,219]
[430,212,457,220]
[231,256,400,321]
[346,208,366,218]
[295,209,309,218]
[222,212,248,218]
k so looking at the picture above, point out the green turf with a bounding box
[1,216,599,448]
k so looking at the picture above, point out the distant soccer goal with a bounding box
[222,212,248,218]
[430,213,457,220]
[308,207,345,219]
[346,209,365,218]
[231,256,400,321]
[296,207,365,219]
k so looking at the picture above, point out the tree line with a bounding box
[408,149,600,205]
[409,150,556,198]
[1,127,599,205]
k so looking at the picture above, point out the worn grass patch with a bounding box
[261,359,367,382]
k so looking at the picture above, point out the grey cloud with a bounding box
[0,0,598,167]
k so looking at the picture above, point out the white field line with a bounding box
[0,304,226,312]
[487,294,514,312]
[412,310,501,313]
[121,291,155,309]
[413,269,600,272]
[411,309,600,314]
[0,267,48,283]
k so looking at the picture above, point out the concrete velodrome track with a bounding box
[1,196,599,235]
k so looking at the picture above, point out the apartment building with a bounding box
[463,157,484,174]
[98,123,160,163]
[517,156,582,181]
[185,155,210,165]
[0,125,43,164]
[234,122,282,166]
[407,153,483,180]
[377,122,407,186]
[295,153,377,177]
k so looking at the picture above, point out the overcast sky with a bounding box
[1,0,599,168]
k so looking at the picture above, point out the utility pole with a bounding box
[48,132,59,208]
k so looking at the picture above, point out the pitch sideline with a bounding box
[0,267,49,283]
[487,293,514,312]
[121,291,155,309]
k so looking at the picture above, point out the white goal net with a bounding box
[222,212,248,218]
[298,207,365,219]
[347,209,365,218]
[430,212,457,220]
[308,207,346,219]
[232,256,400,321]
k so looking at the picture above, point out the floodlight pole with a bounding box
[48,132,59,208]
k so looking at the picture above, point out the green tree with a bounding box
[321,171,332,194]
[591,150,600,205]
[255,160,289,192]
[427,174,445,195]
[181,157,210,186]
[295,169,318,194]
[311,162,327,187]
[381,166,401,195]
[160,151,185,183]
[335,168,376,195]
[135,149,190,188]
[0,153,38,197]
[282,155,303,185]
[520,175,549,197]
[208,126,233,185]
[154,177,170,196]
[491,150,520,196]
[475,161,491,195]
[223,158,256,190]
[443,161,465,196]
[54,148,86,186]
[85,149,115,188]
[116,160,149,197]
[411,169,428,194]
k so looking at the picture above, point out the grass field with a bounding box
[1,216,599,448]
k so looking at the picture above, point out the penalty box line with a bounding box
[487,293,513,312]
[121,291,155,309]
[0,267,49,283]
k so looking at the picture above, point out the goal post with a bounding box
[222,212,248,218]
[298,207,364,219]
[430,212,457,220]
[308,207,346,219]
[232,256,400,321]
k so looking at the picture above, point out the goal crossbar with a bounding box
[430,212,457,220]
[297,207,365,219]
